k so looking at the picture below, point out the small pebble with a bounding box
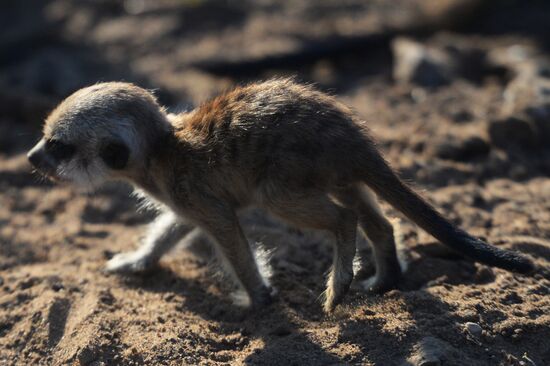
[51,283,64,292]
[102,250,115,259]
[363,308,375,316]
[465,322,482,336]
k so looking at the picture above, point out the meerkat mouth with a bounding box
[29,160,68,183]
[32,168,64,183]
[45,172,66,183]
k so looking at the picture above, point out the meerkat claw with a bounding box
[105,251,156,274]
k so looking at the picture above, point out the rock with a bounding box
[102,250,115,260]
[492,48,550,115]
[404,336,457,366]
[501,291,523,305]
[490,98,550,151]
[488,115,543,149]
[449,109,474,124]
[163,293,175,302]
[392,38,455,88]
[392,35,488,88]
[18,276,41,290]
[433,135,490,161]
[487,45,550,150]
[51,282,65,292]
[464,322,482,337]
[98,289,115,306]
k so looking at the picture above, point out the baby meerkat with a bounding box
[28,78,534,312]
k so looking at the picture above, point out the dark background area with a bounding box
[0,1,549,365]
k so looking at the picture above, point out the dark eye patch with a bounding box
[100,141,129,170]
[46,139,76,161]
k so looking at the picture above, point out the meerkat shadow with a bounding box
[110,225,542,365]
[399,237,545,292]
[116,264,350,365]
[115,265,251,322]
[397,254,495,292]
[353,242,496,294]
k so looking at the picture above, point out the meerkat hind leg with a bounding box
[106,211,191,273]
[353,236,376,282]
[265,194,357,313]
[333,185,401,293]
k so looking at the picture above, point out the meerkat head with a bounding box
[27,82,171,189]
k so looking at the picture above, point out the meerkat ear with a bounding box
[100,141,129,170]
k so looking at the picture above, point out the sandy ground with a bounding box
[1,1,549,365]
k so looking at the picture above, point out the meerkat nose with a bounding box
[27,140,47,169]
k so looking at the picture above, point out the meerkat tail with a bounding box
[362,153,535,274]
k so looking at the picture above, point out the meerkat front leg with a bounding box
[106,210,192,273]
[193,203,273,309]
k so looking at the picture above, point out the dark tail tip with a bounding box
[508,254,536,274]
[465,237,536,274]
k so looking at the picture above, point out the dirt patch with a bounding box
[1,1,549,365]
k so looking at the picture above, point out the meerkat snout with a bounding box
[27,135,130,185]
[27,139,52,172]
[28,138,77,180]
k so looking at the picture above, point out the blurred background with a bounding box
[1,0,550,177]
[1,1,549,365]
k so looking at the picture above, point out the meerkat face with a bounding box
[27,82,168,189]
[27,128,131,189]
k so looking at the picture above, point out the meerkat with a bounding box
[27,78,534,313]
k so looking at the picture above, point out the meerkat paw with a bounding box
[230,290,252,308]
[105,251,156,274]
[351,263,376,290]
[231,286,275,310]
[323,272,353,313]
[357,273,399,294]
[323,286,349,313]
